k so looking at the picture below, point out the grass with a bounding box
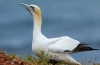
[10,54,49,65]
[0,50,99,65]
[10,54,100,65]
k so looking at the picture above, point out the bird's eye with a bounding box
[30,6,35,12]
[30,6,34,9]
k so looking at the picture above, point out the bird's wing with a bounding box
[48,36,80,53]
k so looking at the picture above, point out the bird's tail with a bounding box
[73,43,98,53]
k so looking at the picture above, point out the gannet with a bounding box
[20,3,98,65]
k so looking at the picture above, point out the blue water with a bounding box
[0,0,100,62]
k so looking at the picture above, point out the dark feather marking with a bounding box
[73,43,99,53]
[64,50,71,52]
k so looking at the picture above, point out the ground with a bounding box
[0,51,100,65]
[0,51,25,65]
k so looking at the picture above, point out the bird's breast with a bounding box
[32,41,49,58]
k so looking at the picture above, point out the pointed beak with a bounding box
[20,3,34,15]
[20,3,32,11]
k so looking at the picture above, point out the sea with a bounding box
[0,0,100,62]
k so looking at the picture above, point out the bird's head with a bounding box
[20,3,42,29]
[20,3,41,17]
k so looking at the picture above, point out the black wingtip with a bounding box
[92,48,99,50]
[73,43,99,53]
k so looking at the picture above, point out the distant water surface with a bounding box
[0,0,100,62]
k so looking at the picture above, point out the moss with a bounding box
[0,51,100,65]
[20,54,100,65]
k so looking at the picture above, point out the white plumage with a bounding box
[49,36,80,53]
[20,3,98,65]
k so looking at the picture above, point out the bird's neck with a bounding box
[33,14,42,35]
[32,14,47,42]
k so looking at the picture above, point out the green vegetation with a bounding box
[0,51,99,65]
[10,54,100,65]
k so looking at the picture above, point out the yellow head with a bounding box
[20,3,41,17]
[30,5,41,16]
[20,3,42,28]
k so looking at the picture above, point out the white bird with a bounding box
[20,3,98,65]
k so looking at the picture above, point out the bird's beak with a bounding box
[20,3,32,11]
[20,3,34,15]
